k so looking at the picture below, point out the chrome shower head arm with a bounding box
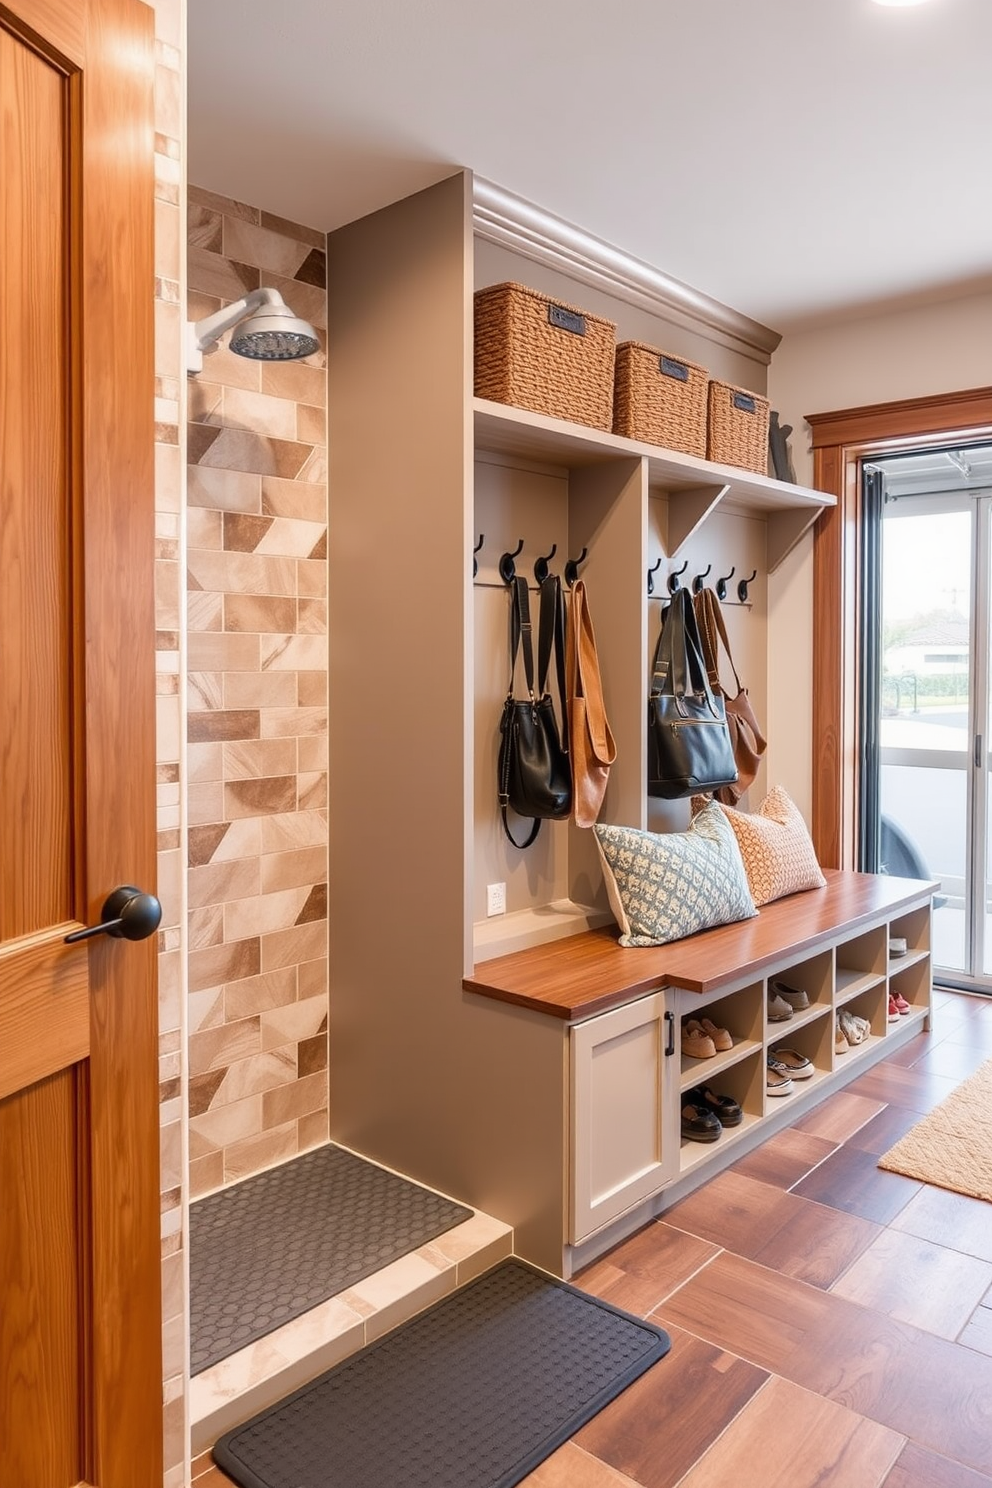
[186,288,290,373]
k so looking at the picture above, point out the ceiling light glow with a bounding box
[872,0,933,7]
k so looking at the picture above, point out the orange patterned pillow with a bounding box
[715,786,826,906]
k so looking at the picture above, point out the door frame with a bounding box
[806,386,992,871]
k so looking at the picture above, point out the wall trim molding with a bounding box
[472,177,781,365]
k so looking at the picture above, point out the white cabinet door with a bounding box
[569,993,675,1243]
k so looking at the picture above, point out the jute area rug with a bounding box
[878,1054,992,1201]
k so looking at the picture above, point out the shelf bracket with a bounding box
[766,506,826,573]
[667,483,730,559]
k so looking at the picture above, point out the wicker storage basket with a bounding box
[612,342,709,455]
[474,281,616,431]
[706,380,771,474]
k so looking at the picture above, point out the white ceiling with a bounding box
[187,0,992,331]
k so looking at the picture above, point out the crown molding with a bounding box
[472,176,781,365]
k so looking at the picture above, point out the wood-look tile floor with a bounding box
[193,988,992,1488]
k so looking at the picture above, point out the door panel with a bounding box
[0,1,160,1485]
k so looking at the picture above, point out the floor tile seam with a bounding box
[666,1371,779,1488]
[623,1231,728,1317]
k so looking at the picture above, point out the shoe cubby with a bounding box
[679,1049,764,1177]
[765,950,833,1035]
[767,1009,833,1084]
[834,982,888,1062]
[888,905,931,973]
[888,955,931,1020]
[834,925,887,1006]
[678,982,763,1087]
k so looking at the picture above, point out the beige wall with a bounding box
[764,289,992,821]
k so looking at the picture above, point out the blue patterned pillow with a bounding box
[594,802,758,947]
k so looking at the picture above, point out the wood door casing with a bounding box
[808,388,992,871]
[0,2,161,1486]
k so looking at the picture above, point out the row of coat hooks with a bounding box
[648,558,758,605]
[473,535,589,589]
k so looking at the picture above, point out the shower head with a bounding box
[186,287,320,373]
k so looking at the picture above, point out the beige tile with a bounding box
[260,809,327,852]
[297,672,327,708]
[298,772,327,810]
[188,631,260,672]
[190,1152,225,1199]
[187,590,223,633]
[297,598,326,635]
[188,988,225,1035]
[429,1211,513,1267]
[260,845,328,893]
[188,464,262,512]
[222,217,311,279]
[298,959,327,998]
[260,994,328,1050]
[296,403,326,446]
[225,967,298,1020]
[188,244,260,301]
[187,779,225,825]
[297,1107,329,1149]
[261,919,327,973]
[157,950,182,1036]
[223,387,299,442]
[255,519,327,560]
[223,1121,298,1183]
[259,706,327,739]
[296,557,327,598]
[187,200,222,252]
[264,272,326,330]
[160,1119,182,1191]
[187,548,298,598]
[213,1047,297,1104]
[187,507,224,551]
[189,1015,261,1077]
[261,1070,326,1127]
[207,816,264,863]
[261,359,326,406]
[262,476,327,523]
[224,775,297,819]
[188,710,260,746]
[225,887,311,940]
[298,734,328,772]
[225,594,297,634]
[224,738,297,780]
[188,937,261,994]
[260,209,324,248]
[156,693,181,762]
[195,426,314,481]
[188,670,223,711]
[188,856,260,912]
[224,670,298,709]
[188,378,224,425]
[161,1309,186,1384]
[347,1254,456,1343]
[190,1092,264,1152]
[161,1248,185,1322]
[155,196,180,280]
[188,904,224,950]
[154,298,181,378]
[188,183,260,222]
[188,741,225,782]
[297,447,328,487]
[260,633,326,670]
[155,440,182,513]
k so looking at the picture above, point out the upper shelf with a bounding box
[473,399,836,573]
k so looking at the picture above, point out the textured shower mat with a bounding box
[213,1257,671,1488]
[189,1143,472,1374]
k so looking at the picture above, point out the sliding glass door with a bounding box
[868,447,992,991]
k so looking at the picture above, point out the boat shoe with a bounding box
[770,979,810,1012]
[768,1047,813,1080]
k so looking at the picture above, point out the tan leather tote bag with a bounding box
[565,579,617,827]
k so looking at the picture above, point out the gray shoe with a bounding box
[767,990,794,1022]
[771,979,810,1012]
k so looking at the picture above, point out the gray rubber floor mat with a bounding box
[213,1257,671,1488]
[189,1143,472,1374]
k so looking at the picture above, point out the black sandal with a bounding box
[690,1084,743,1127]
[681,1102,722,1143]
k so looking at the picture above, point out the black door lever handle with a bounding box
[64,885,162,944]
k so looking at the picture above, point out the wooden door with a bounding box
[0,1,161,1485]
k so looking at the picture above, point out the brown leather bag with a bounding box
[565,579,617,827]
[692,586,767,805]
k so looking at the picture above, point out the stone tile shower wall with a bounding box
[185,186,329,1200]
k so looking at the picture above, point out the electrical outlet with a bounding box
[486,882,506,917]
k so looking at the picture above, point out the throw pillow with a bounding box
[593,801,758,948]
[715,784,826,906]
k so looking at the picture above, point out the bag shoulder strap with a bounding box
[537,574,569,756]
[567,580,616,764]
[507,575,535,698]
[650,587,709,701]
[693,586,743,694]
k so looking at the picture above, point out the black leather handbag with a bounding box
[498,574,572,847]
[648,586,738,800]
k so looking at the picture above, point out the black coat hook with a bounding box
[473,533,484,578]
[668,559,689,595]
[564,547,588,589]
[498,539,524,586]
[715,567,735,601]
[691,563,712,595]
[646,557,663,596]
[737,569,758,604]
[534,543,557,585]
